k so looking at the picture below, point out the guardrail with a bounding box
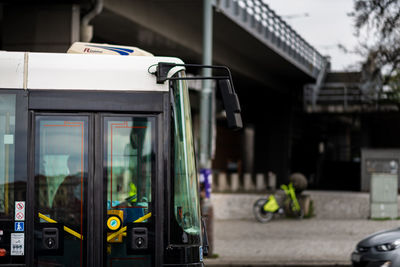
[215,0,327,79]
[303,82,399,113]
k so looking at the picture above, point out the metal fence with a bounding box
[303,82,400,113]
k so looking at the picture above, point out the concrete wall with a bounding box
[2,4,80,52]
[211,191,400,220]
[306,191,370,219]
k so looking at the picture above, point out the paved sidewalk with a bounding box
[204,218,400,266]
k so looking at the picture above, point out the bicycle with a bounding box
[253,182,303,223]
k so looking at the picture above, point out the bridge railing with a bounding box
[303,82,399,113]
[215,0,327,79]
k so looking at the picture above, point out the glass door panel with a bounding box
[34,116,88,267]
[0,93,27,265]
[31,114,157,267]
[0,94,16,219]
[103,116,154,267]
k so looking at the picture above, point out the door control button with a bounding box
[107,216,121,231]
[136,237,144,248]
[46,237,56,248]
[42,228,59,250]
[131,227,147,250]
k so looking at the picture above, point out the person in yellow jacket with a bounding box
[125,182,137,204]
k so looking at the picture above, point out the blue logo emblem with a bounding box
[14,222,24,232]
[87,45,134,55]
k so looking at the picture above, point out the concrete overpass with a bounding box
[91,0,327,88]
[0,0,328,184]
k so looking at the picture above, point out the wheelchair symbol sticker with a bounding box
[14,222,24,232]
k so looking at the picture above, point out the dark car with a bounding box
[351,228,400,267]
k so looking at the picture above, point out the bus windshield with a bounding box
[171,71,201,243]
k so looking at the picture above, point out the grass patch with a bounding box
[205,253,219,259]
[303,199,315,219]
[370,217,400,221]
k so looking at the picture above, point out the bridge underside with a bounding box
[93,1,314,90]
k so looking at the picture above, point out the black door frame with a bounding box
[0,90,29,266]
[27,90,167,267]
[29,112,93,267]
[98,113,159,267]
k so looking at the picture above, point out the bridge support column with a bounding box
[242,125,255,174]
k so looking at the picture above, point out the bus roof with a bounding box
[0,51,184,91]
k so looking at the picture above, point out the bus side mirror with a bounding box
[218,79,243,130]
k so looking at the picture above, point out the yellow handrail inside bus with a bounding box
[107,212,152,242]
[38,212,83,240]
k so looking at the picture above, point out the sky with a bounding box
[263,0,364,71]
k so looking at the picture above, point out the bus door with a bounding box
[32,112,157,267]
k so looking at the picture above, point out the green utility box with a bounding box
[370,173,398,219]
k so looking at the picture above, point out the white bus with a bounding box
[0,42,241,267]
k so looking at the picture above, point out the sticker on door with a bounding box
[11,233,24,256]
[15,201,25,221]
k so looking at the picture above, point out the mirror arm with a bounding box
[153,62,242,130]
[153,62,235,85]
